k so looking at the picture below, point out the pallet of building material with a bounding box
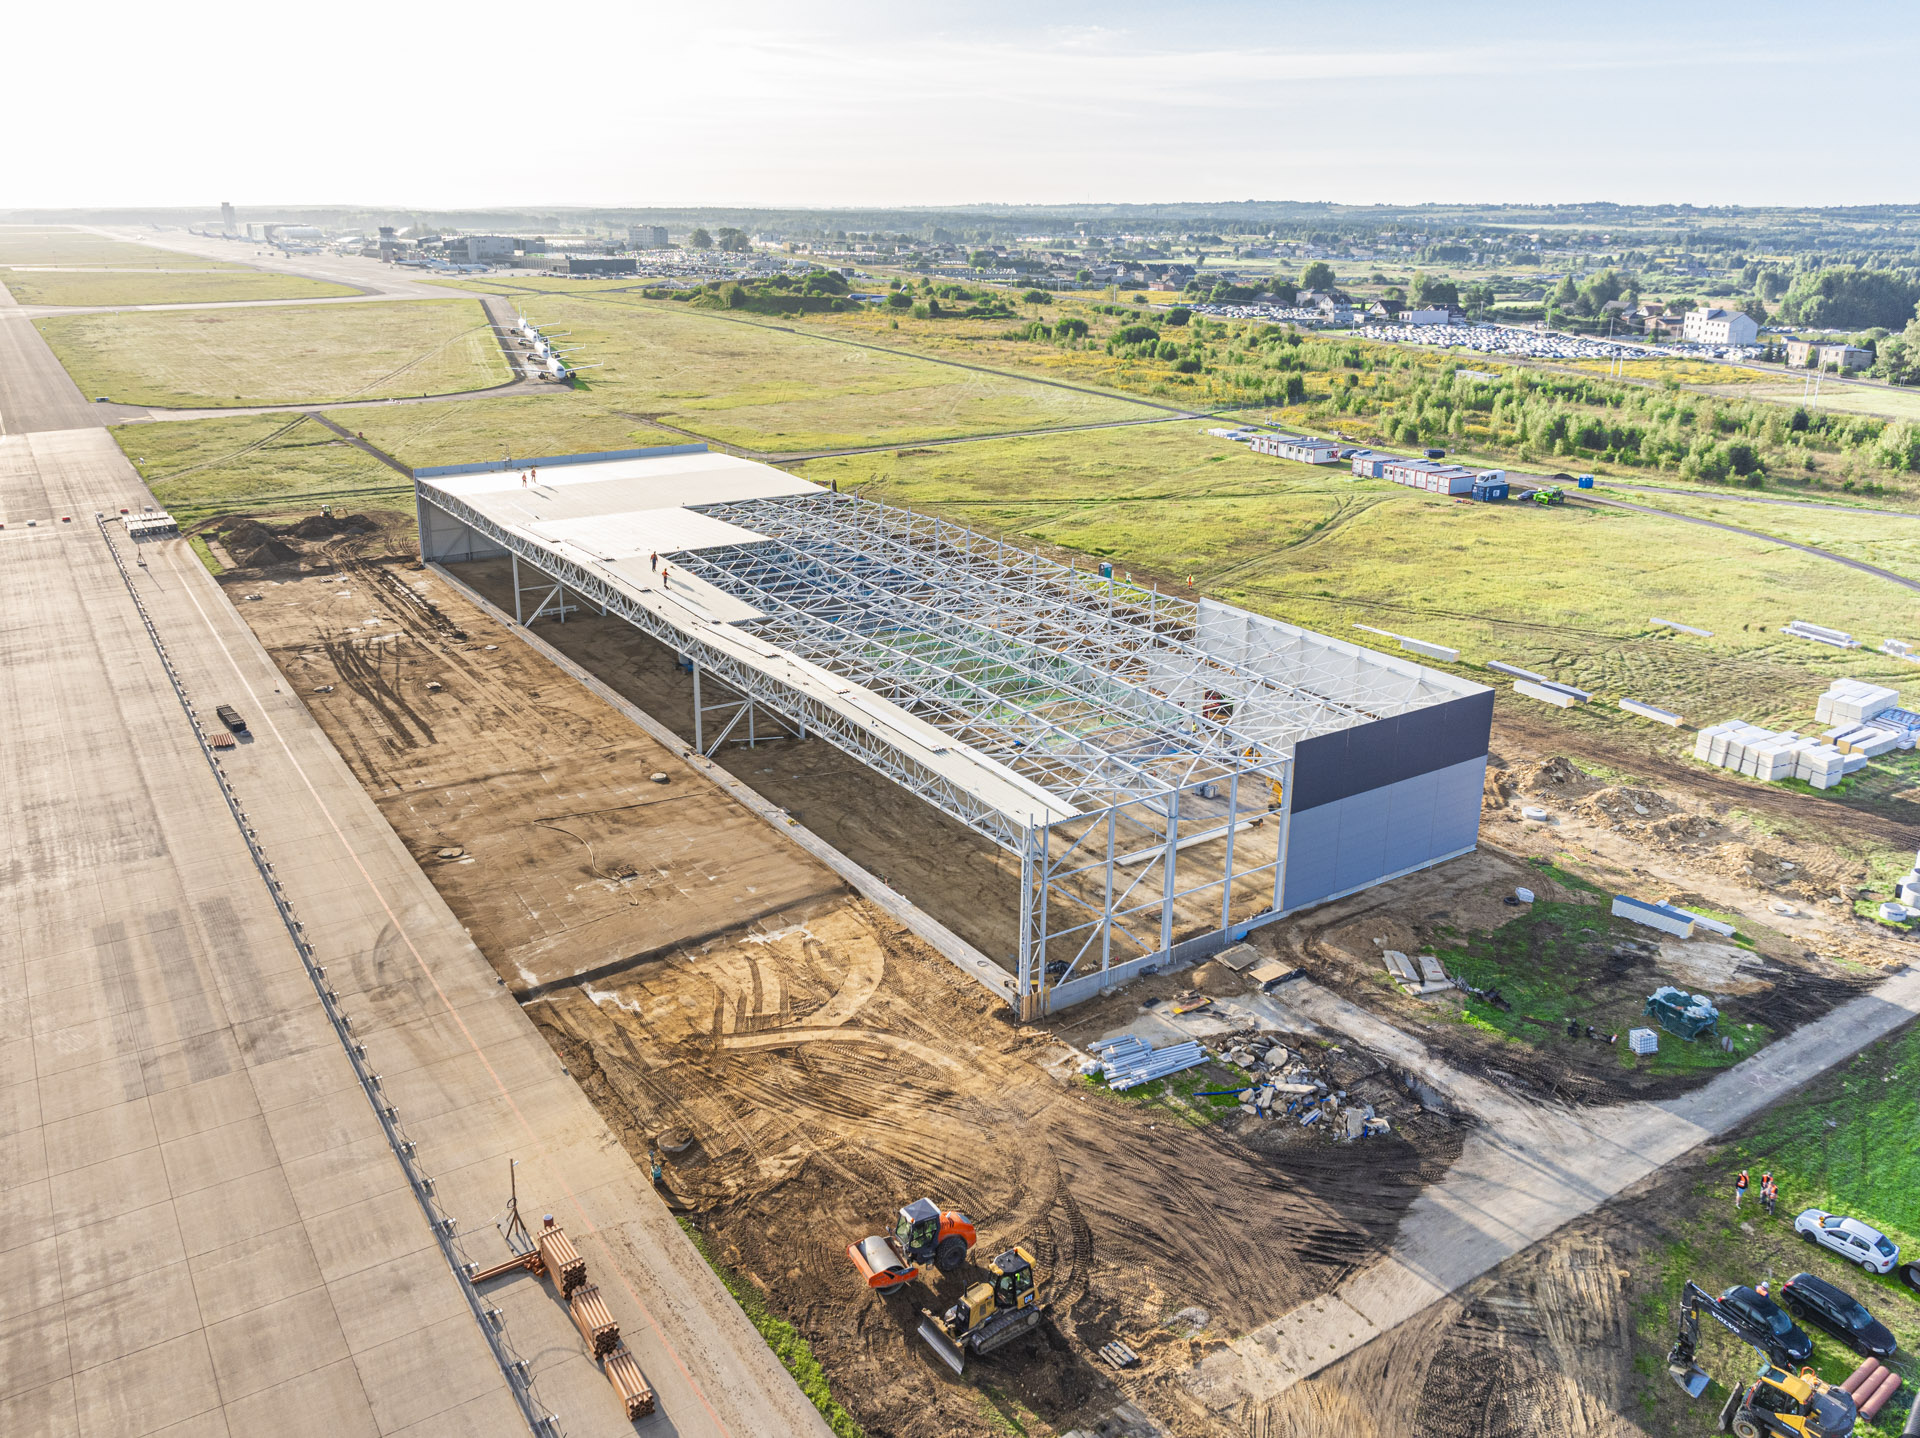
[1416,954,1448,984]
[1382,951,1419,983]
[1098,1340,1142,1369]
[1650,617,1713,638]
[1214,943,1260,972]
[1513,679,1576,708]
[1784,620,1860,649]
[1612,895,1695,939]
[1837,726,1902,757]
[1668,908,1736,938]
[568,1283,620,1357]
[1817,678,1900,726]
[1248,960,1301,989]
[1106,1041,1208,1091]
[1488,660,1551,683]
[602,1344,656,1419]
[536,1221,587,1297]
[1619,697,1683,726]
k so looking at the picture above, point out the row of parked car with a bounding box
[1718,1207,1909,1366]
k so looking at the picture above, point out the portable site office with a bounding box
[416,445,1493,1016]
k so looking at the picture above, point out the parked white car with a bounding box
[1795,1209,1900,1274]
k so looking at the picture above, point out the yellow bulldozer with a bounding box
[916,1246,1049,1376]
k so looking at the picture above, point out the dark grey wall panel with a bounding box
[1290,689,1493,813]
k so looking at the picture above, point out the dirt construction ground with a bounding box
[218,516,1469,1438]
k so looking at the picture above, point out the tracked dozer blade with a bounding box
[917,1318,967,1376]
[1668,1360,1711,1399]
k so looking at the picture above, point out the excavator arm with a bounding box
[1668,1282,1785,1398]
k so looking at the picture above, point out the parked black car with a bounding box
[1719,1285,1814,1366]
[1780,1271,1897,1358]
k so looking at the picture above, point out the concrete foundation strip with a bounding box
[434,563,1017,1004]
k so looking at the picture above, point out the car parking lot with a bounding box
[1355,320,1759,364]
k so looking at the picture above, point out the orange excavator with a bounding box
[848,1198,976,1294]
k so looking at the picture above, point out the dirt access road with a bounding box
[222,521,1467,1438]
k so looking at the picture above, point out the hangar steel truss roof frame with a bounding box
[675,492,1413,814]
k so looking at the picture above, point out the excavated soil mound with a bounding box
[282,511,382,540]
[219,519,298,568]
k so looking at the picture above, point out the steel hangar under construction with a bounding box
[416,444,1493,1016]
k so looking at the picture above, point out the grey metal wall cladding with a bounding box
[1282,755,1488,912]
[421,506,505,562]
[1289,689,1493,813]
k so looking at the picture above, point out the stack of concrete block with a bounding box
[1816,678,1900,727]
[1694,720,1863,789]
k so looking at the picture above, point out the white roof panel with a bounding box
[534,507,765,559]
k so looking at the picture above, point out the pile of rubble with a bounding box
[1212,1032,1400,1141]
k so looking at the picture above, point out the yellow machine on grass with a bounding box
[916,1246,1049,1375]
[1667,1280,1858,1436]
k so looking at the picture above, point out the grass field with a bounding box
[1612,488,1920,585]
[113,414,409,524]
[442,283,1160,450]
[39,300,510,407]
[796,423,1920,733]
[1638,1020,1920,1436]
[4,268,357,306]
[323,393,681,468]
[1707,381,1920,425]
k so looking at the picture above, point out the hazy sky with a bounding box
[15,0,1916,210]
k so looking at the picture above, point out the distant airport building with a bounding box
[628,225,669,248]
[220,201,236,233]
[566,256,638,276]
[1682,307,1759,347]
[464,235,517,262]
